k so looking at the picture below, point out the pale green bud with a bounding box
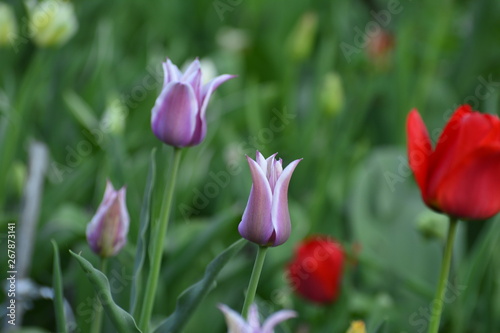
[0,3,18,47]
[101,96,127,136]
[416,210,448,241]
[287,12,318,61]
[321,72,344,117]
[28,0,78,47]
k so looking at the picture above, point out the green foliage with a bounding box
[2,0,500,332]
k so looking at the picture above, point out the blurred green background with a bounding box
[1,0,500,332]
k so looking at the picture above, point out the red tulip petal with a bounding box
[288,238,344,303]
[406,109,432,194]
[435,146,500,220]
[427,106,498,200]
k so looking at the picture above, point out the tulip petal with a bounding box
[406,109,432,196]
[114,187,130,251]
[256,151,267,171]
[238,156,274,246]
[151,82,198,147]
[164,58,182,84]
[247,304,260,330]
[261,310,297,333]
[182,58,201,81]
[218,304,251,333]
[435,146,500,220]
[427,106,497,199]
[192,74,235,144]
[270,159,301,246]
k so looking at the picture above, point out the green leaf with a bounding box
[372,320,387,333]
[153,239,246,333]
[63,90,99,131]
[70,251,142,333]
[130,148,156,317]
[51,240,67,333]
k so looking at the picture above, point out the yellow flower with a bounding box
[346,320,367,333]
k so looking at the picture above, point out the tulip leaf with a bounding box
[130,148,156,317]
[63,90,100,131]
[70,251,142,333]
[51,240,67,333]
[153,238,246,333]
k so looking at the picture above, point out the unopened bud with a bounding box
[29,0,78,47]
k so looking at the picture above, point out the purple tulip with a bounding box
[218,303,296,333]
[151,58,235,147]
[238,152,301,247]
[86,180,129,257]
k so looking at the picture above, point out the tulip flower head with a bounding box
[28,0,78,47]
[238,152,301,247]
[407,105,500,220]
[287,236,344,304]
[86,180,129,257]
[218,303,296,333]
[151,58,235,147]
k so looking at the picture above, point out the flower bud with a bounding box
[101,96,127,136]
[86,180,129,257]
[151,58,235,147]
[287,12,318,61]
[238,151,301,247]
[29,0,78,47]
[0,3,17,47]
[320,72,344,117]
[287,236,344,304]
[346,321,366,333]
[415,210,448,241]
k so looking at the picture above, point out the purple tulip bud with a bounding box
[151,58,236,147]
[238,152,301,247]
[86,180,129,257]
[218,303,296,333]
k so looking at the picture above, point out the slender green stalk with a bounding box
[241,245,268,318]
[52,240,67,333]
[428,217,458,333]
[138,147,182,332]
[90,258,108,333]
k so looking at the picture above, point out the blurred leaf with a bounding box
[51,240,67,333]
[63,90,99,131]
[70,251,142,333]
[153,238,246,333]
[130,148,156,317]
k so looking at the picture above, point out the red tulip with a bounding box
[287,236,344,304]
[407,105,500,220]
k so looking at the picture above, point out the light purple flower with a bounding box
[218,303,296,333]
[86,180,129,257]
[238,152,301,247]
[151,58,235,147]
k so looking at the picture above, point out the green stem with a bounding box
[90,258,108,333]
[138,147,182,332]
[241,245,268,318]
[428,217,458,333]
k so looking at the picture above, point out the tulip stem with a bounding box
[428,217,458,333]
[241,245,268,318]
[90,258,108,333]
[138,147,182,332]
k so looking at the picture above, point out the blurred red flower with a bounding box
[287,236,344,304]
[407,105,500,220]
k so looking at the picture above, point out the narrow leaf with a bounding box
[130,148,156,316]
[70,251,142,333]
[153,239,246,333]
[63,90,99,130]
[52,240,67,333]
